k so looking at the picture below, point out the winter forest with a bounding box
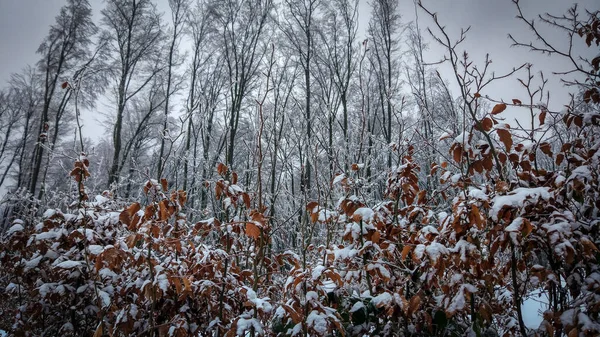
[0,0,599,336]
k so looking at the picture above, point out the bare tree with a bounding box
[102,0,163,189]
[211,0,272,170]
[368,0,403,169]
[156,0,189,179]
[28,0,96,197]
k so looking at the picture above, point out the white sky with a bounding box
[0,0,598,140]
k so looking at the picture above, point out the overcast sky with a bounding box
[0,0,598,136]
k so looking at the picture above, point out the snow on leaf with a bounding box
[306,311,328,335]
[88,245,104,255]
[490,187,551,220]
[505,217,523,232]
[350,301,365,313]
[332,173,346,185]
[425,242,448,263]
[6,223,24,236]
[236,317,264,336]
[352,207,375,222]
[56,260,83,269]
[99,290,111,308]
[371,292,393,308]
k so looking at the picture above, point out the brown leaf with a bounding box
[539,142,553,157]
[306,201,319,213]
[480,117,493,132]
[245,222,261,239]
[183,277,192,293]
[217,163,227,176]
[539,110,547,125]
[159,200,169,220]
[452,144,463,163]
[160,178,168,191]
[573,115,583,128]
[61,81,69,89]
[282,304,302,324]
[521,219,533,237]
[556,153,564,166]
[512,99,522,105]
[93,323,103,337]
[474,92,481,98]
[120,203,141,226]
[407,295,421,316]
[371,231,381,244]
[491,103,507,115]
[242,193,251,209]
[401,245,412,260]
[496,129,513,151]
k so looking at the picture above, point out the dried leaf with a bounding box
[539,110,547,125]
[521,219,533,237]
[401,245,412,260]
[242,193,251,209]
[452,144,463,163]
[540,142,553,157]
[408,295,421,316]
[556,153,564,166]
[491,103,507,115]
[371,231,381,244]
[245,222,261,239]
[282,304,302,324]
[512,99,522,105]
[480,117,493,132]
[93,322,103,337]
[496,129,513,151]
[217,163,227,176]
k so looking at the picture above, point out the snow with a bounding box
[438,131,452,141]
[24,255,43,270]
[312,265,325,280]
[55,260,83,269]
[371,292,392,307]
[88,245,104,255]
[157,274,169,293]
[420,225,439,237]
[454,131,471,147]
[306,311,328,335]
[236,317,263,336]
[6,223,24,236]
[468,187,489,201]
[43,209,57,218]
[505,217,524,232]
[306,291,318,302]
[569,165,592,180]
[353,207,374,222]
[367,263,390,279]
[490,187,551,220]
[425,242,448,263]
[35,230,62,241]
[244,287,272,313]
[349,301,365,313]
[449,239,476,262]
[333,245,358,260]
[99,290,111,308]
[450,174,462,183]
[333,173,346,185]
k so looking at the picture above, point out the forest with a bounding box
[0,0,599,336]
